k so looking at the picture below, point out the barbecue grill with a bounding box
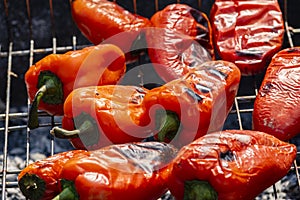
[0,0,300,199]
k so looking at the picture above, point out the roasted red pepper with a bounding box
[253,47,300,141]
[50,85,154,150]
[168,129,297,200]
[210,0,284,75]
[25,44,126,129]
[51,61,240,149]
[143,60,241,147]
[18,142,178,200]
[18,150,89,200]
[71,0,152,60]
[146,4,214,82]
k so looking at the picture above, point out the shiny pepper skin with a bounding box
[18,150,89,200]
[53,85,151,150]
[210,0,284,75]
[146,3,214,82]
[71,0,152,60]
[168,130,297,200]
[25,44,126,129]
[143,60,241,148]
[253,47,300,141]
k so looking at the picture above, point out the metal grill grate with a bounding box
[0,0,300,199]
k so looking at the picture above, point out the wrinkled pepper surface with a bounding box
[25,44,126,129]
[146,4,213,82]
[168,129,297,200]
[71,0,152,60]
[210,0,284,75]
[18,142,178,200]
[51,60,240,149]
[18,150,89,200]
[143,60,241,147]
[253,47,300,141]
[51,85,153,150]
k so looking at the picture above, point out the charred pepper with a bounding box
[18,142,178,200]
[18,150,89,200]
[168,129,297,200]
[143,60,241,147]
[210,0,284,75]
[50,85,154,150]
[25,44,126,129]
[146,3,214,82]
[253,47,300,141]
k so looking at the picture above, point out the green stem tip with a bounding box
[184,180,218,200]
[52,179,79,200]
[28,71,63,129]
[50,112,100,147]
[156,110,181,142]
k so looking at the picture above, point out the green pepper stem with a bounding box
[50,120,93,139]
[52,187,78,200]
[156,110,180,142]
[18,173,46,200]
[28,71,63,129]
[184,180,218,200]
[28,85,47,129]
[50,112,100,147]
[52,179,79,200]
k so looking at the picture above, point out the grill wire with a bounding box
[0,0,300,199]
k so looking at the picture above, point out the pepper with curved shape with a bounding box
[18,142,178,200]
[143,60,241,147]
[146,4,214,82]
[25,44,126,129]
[168,129,297,200]
[253,47,300,141]
[210,0,284,75]
[71,0,152,60]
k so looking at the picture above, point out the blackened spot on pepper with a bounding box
[208,68,228,80]
[287,48,300,53]
[195,83,211,93]
[189,8,207,26]
[135,87,147,94]
[220,150,235,162]
[259,82,273,97]
[185,88,203,102]
[235,49,263,58]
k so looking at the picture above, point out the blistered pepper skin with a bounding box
[18,150,89,200]
[168,130,297,200]
[253,47,300,141]
[59,85,150,150]
[58,142,178,200]
[210,0,284,75]
[146,4,213,82]
[143,60,241,147]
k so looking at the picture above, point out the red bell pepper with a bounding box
[253,47,300,141]
[50,85,154,150]
[168,129,297,200]
[210,0,284,75]
[18,142,178,200]
[25,44,126,129]
[146,3,214,82]
[143,60,241,147]
[71,0,152,60]
[18,150,89,200]
[50,61,240,149]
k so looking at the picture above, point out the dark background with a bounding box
[0,0,299,109]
